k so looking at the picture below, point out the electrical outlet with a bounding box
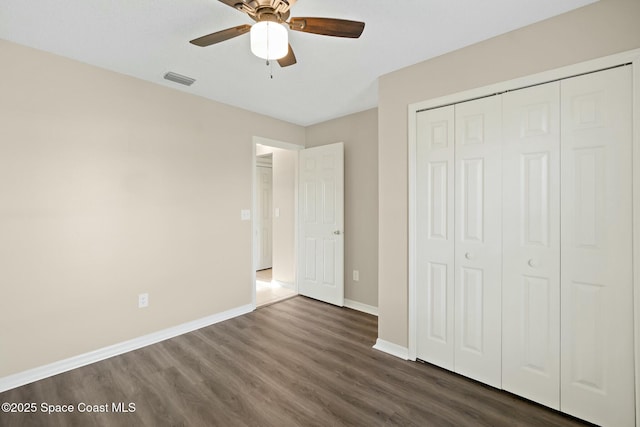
[353,270,359,282]
[138,293,149,308]
[240,209,251,221]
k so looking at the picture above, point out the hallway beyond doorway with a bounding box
[256,269,296,307]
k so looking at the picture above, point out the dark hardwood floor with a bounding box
[0,296,591,427]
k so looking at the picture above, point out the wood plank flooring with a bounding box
[0,296,592,427]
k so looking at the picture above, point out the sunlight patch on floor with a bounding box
[256,280,297,307]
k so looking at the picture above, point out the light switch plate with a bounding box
[138,293,149,308]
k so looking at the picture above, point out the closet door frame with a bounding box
[408,48,640,423]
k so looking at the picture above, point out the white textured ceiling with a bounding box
[0,0,595,126]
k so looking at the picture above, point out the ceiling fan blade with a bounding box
[278,44,297,67]
[190,24,251,47]
[289,17,365,38]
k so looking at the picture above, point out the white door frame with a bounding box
[407,49,640,423]
[251,136,304,308]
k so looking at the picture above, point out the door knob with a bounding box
[465,252,473,260]
[528,259,538,268]
[333,230,341,235]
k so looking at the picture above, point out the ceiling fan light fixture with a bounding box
[250,21,288,60]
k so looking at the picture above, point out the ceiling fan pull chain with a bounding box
[264,22,273,80]
[264,59,274,79]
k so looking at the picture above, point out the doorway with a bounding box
[255,153,273,271]
[253,138,300,307]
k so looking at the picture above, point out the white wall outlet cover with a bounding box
[275,207,280,217]
[353,270,360,281]
[241,209,251,220]
[138,293,149,308]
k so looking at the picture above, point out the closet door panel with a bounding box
[416,106,455,369]
[454,96,502,388]
[560,66,634,427]
[502,82,561,409]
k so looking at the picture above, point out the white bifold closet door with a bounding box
[416,105,455,370]
[417,64,635,426]
[560,66,634,427]
[416,96,502,388]
[453,96,502,388]
[501,81,561,409]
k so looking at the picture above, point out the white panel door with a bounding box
[502,82,561,408]
[298,143,344,306]
[560,66,634,427]
[256,165,273,271]
[416,106,455,370]
[453,95,502,388]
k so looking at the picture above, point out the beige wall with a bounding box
[377,0,640,347]
[271,148,297,284]
[0,39,305,378]
[306,109,379,308]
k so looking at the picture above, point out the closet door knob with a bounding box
[465,252,473,260]
[528,259,538,268]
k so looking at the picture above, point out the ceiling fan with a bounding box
[190,0,365,67]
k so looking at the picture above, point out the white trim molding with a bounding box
[373,338,409,360]
[0,304,254,393]
[632,52,640,427]
[344,299,379,316]
[253,136,304,152]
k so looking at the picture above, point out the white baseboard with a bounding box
[344,299,378,316]
[0,303,254,393]
[373,338,409,360]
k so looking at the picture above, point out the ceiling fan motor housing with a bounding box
[234,0,296,22]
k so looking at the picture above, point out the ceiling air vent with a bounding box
[163,72,196,86]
